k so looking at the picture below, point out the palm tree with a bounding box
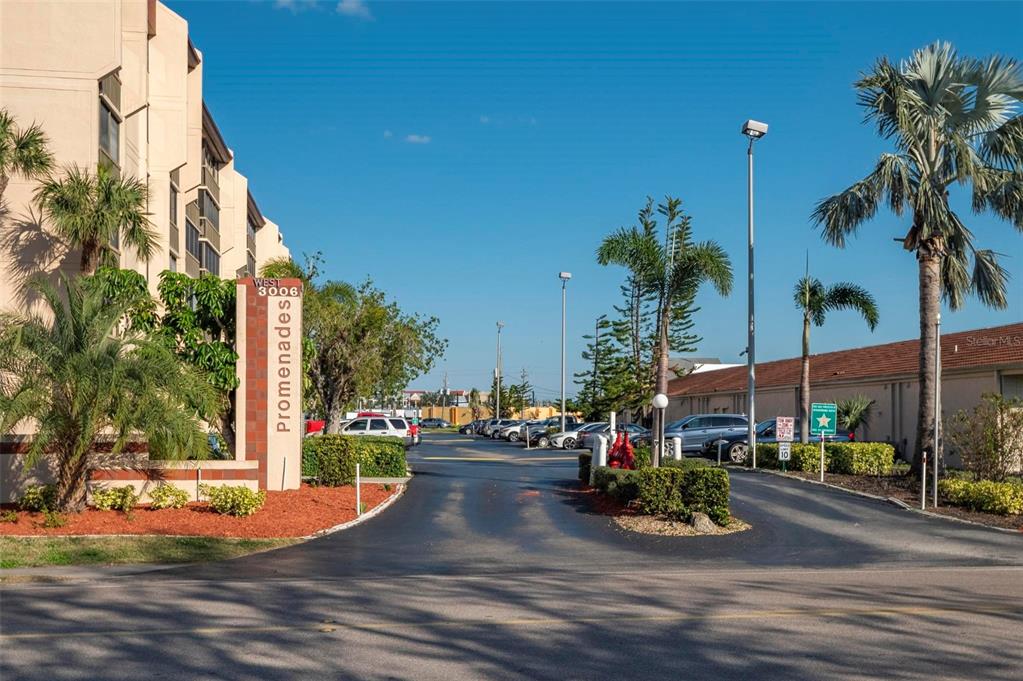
[0,276,219,511]
[837,395,875,437]
[598,197,733,466]
[35,164,156,276]
[0,108,53,203]
[794,276,878,442]
[811,42,1023,470]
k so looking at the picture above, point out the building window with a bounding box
[200,189,219,232]
[169,183,178,228]
[99,100,119,165]
[247,252,256,277]
[247,216,259,242]
[201,243,220,276]
[202,146,217,177]
[186,220,201,260]
[170,255,178,272]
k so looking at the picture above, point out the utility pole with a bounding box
[496,321,504,419]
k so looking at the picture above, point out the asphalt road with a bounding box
[2,433,1021,680]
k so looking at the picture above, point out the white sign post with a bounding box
[776,416,794,472]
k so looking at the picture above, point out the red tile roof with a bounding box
[668,322,1023,397]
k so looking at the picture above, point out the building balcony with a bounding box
[185,200,199,227]
[201,165,220,204]
[185,252,200,277]
[169,222,180,255]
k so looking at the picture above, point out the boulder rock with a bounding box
[689,512,717,534]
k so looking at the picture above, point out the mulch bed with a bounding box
[0,483,397,538]
[575,485,749,536]
[785,471,1023,532]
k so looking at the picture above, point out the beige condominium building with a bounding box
[0,0,289,308]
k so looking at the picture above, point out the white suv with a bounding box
[341,416,415,447]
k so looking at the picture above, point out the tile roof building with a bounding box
[666,323,1023,458]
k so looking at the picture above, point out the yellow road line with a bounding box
[2,603,1015,641]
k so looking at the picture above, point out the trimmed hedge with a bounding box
[303,434,407,486]
[578,452,592,483]
[663,457,711,471]
[938,478,1023,515]
[638,467,730,525]
[592,467,643,502]
[755,442,895,475]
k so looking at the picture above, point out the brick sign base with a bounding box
[236,277,303,491]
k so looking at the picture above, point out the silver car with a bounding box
[664,414,748,454]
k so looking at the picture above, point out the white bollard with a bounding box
[356,463,362,516]
[609,411,616,435]
[590,434,608,486]
[672,436,682,461]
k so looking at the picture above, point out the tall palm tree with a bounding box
[598,196,733,466]
[811,42,1023,469]
[0,109,54,204]
[794,276,878,442]
[0,276,219,511]
[35,164,156,276]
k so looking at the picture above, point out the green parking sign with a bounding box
[810,403,837,437]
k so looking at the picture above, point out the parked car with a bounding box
[499,420,540,441]
[340,416,417,447]
[492,420,524,439]
[634,414,749,455]
[420,418,450,429]
[549,422,608,449]
[578,422,649,450]
[705,418,853,463]
[484,419,519,437]
[459,421,481,435]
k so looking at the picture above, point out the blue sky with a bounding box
[169,0,1023,400]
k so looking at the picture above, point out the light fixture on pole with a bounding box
[496,321,504,419]
[741,118,768,469]
[559,272,572,433]
[652,393,669,466]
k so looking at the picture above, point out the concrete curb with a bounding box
[0,482,411,581]
[742,467,1022,535]
[302,482,407,539]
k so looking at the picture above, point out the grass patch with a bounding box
[0,535,299,569]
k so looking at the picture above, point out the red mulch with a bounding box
[572,485,638,517]
[0,483,397,538]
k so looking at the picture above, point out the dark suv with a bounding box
[705,418,853,463]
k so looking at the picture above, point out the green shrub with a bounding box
[591,466,643,503]
[578,452,592,483]
[755,442,894,475]
[827,442,895,475]
[632,444,652,469]
[1,510,18,523]
[638,467,730,525]
[199,484,266,517]
[42,510,66,528]
[148,484,190,510]
[303,435,407,486]
[91,486,139,512]
[938,478,1023,515]
[19,484,57,512]
[663,457,710,471]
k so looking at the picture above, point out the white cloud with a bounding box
[404,134,431,144]
[479,115,490,124]
[336,0,372,19]
[274,0,317,12]
[383,130,393,138]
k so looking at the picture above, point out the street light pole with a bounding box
[741,119,768,470]
[496,321,504,419]
[559,272,572,433]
